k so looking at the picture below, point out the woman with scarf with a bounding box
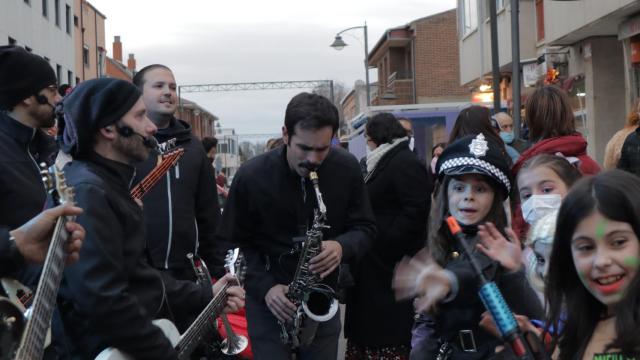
[345,112,431,359]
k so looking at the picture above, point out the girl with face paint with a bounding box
[545,170,640,359]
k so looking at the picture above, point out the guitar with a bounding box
[0,164,76,360]
[130,138,184,200]
[96,248,246,360]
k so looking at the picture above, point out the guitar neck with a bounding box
[175,283,229,359]
[131,151,183,200]
[15,216,70,360]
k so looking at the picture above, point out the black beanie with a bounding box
[0,45,58,110]
[60,78,141,158]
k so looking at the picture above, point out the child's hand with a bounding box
[393,248,451,313]
[477,222,523,272]
[479,311,541,340]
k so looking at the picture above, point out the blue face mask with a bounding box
[500,131,514,144]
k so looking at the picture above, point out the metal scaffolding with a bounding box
[177,80,334,110]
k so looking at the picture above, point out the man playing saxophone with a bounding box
[217,92,376,359]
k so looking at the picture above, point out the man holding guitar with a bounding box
[55,78,244,360]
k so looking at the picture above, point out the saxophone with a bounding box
[279,170,339,349]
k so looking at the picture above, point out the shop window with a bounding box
[461,0,479,37]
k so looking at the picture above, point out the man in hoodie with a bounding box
[133,65,222,328]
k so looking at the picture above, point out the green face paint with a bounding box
[595,220,607,240]
[624,256,640,268]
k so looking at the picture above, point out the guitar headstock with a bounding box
[224,248,246,287]
[40,163,75,208]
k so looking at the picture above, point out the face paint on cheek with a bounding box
[624,256,640,268]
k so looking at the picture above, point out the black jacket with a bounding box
[59,152,213,360]
[0,112,56,232]
[0,112,56,286]
[345,141,431,347]
[135,118,221,273]
[618,127,640,177]
[0,227,25,277]
[217,145,376,302]
[431,231,544,359]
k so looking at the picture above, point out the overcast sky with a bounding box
[90,0,456,136]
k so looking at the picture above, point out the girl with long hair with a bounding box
[545,170,640,359]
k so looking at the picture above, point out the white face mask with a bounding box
[408,136,415,151]
[521,194,562,225]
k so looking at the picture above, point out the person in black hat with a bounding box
[0,45,61,255]
[393,133,543,359]
[56,77,245,360]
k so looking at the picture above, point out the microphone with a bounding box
[115,125,159,150]
[35,94,56,110]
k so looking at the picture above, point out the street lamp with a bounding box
[330,22,371,106]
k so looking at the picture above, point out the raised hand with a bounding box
[477,222,523,272]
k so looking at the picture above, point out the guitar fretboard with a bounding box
[15,215,70,360]
[130,149,184,200]
[176,283,230,360]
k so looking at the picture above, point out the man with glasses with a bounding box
[0,45,64,358]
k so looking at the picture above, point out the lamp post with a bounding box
[330,22,371,107]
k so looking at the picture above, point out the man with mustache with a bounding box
[218,92,376,359]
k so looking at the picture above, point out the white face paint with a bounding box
[521,194,562,225]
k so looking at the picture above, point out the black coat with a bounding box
[0,227,25,276]
[59,152,213,360]
[0,112,56,286]
[135,118,221,275]
[216,145,376,302]
[618,127,640,177]
[345,141,431,347]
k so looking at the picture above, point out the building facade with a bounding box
[458,0,640,164]
[368,9,469,106]
[1,0,75,85]
[73,0,105,83]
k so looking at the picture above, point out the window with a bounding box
[24,0,30,4]
[74,15,78,27]
[42,0,48,17]
[484,0,505,19]
[54,0,60,26]
[56,64,62,84]
[8,37,16,45]
[65,5,71,34]
[461,0,479,37]
[535,0,545,42]
[75,76,80,85]
[67,70,73,85]
[82,45,89,67]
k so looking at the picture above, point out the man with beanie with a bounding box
[0,45,61,271]
[0,45,67,358]
[56,78,244,359]
[132,65,222,289]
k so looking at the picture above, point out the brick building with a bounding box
[105,36,136,81]
[73,0,106,83]
[368,9,468,106]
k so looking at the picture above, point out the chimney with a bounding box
[127,53,136,73]
[113,36,122,63]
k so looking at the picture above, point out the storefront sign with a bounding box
[619,13,640,40]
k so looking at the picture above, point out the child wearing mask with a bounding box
[545,170,640,359]
[394,133,543,359]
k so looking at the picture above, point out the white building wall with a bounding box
[0,0,75,84]
[459,0,538,85]
[544,0,638,44]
